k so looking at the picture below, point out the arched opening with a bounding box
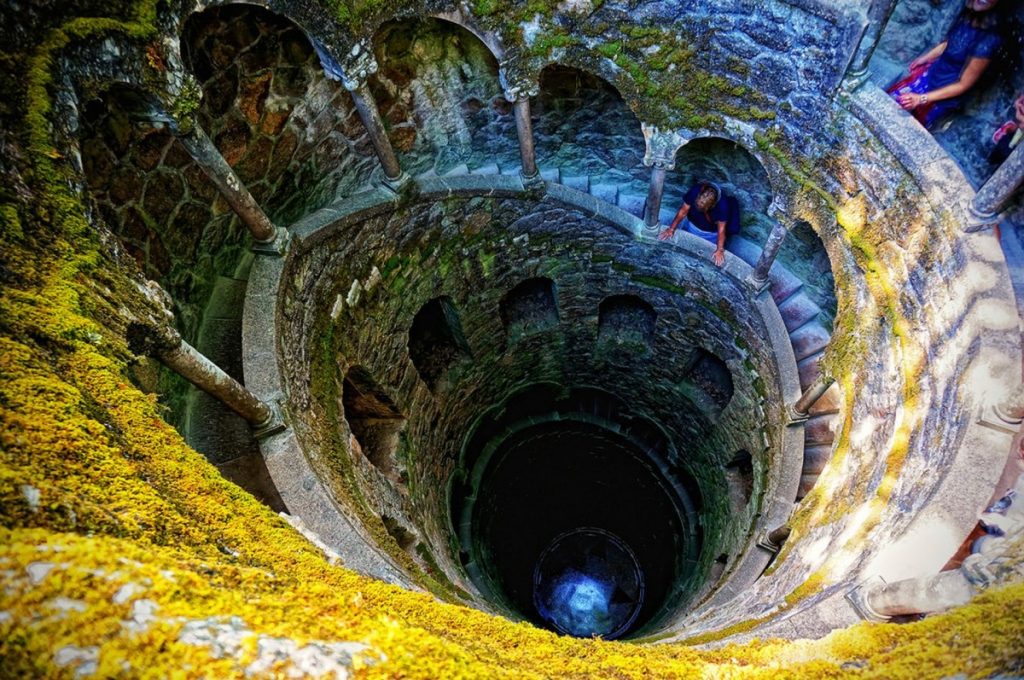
[499,278,559,343]
[370,17,516,176]
[534,64,647,214]
[597,294,657,357]
[342,366,407,479]
[682,348,734,418]
[182,4,376,224]
[663,136,774,237]
[724,450,754,513]
[408,296,472,392]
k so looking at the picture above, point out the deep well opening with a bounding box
[280,194,790,640]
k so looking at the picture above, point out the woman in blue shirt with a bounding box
[658,182,728,267]
[889,0,1003,130]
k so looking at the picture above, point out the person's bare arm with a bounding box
[712,221,726,267]
[659,203,690,241]
[898,57,991,110]
[910,41,947,70]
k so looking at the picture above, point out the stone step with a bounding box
[443,163,470,177]
[789,322,831,362]
[797,351,824,389]
[540,167,560,183]
[590,183,619,204]
[777,292,821,332]
[804,414,838,446]
[470,162,500,176]
[617,192,646,218]
[562,175,590,192]
[802,444,833,476]
[797,474,819,500]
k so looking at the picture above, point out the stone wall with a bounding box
[275,192,790,625]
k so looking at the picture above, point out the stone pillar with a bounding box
[791,375,835,423]
[644,166,667,228]
[322,42,406,188]
[640,124,689,232]
[512,97,539,180]
[500,66,541,184]
[969,141,1024,229]
[845,0,900,87]
[994,383,1024,425]
[749,214,790,293]
[130,282,284,438]
[175,125,285,252]
[857,570,975,620]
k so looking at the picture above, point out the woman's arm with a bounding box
[910,41,947,70]
[659,203,691,240]
[898,56,991,109]
[712,221,726,267]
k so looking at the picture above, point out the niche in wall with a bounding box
[597,294,657,354]
[342,366,406,478]
[408,296,472,392]
[499,278,559,343]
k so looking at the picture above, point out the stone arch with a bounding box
[369,16,515,176]
[342,365,407,479]
[597,294,657,353]
[180,3,377,223]
[500,277,560,343]
[534,64,647,201]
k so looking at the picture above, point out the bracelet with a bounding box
[921,93,929,104]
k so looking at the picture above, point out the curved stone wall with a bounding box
[2,0,1024,675]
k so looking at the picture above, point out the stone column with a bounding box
[641,124,689,232]
[857,570,975,620]
[512,97,539,180]
[756,525,791,553]
[969,141,1024,229]
[131,315,284,437]
[175,125,285,252]
[845,0,900,87]
[644,166,668,228]
[791,375,835,423]
[749,213,790,293]
[994,383,1024,425]
[500,67,541,184]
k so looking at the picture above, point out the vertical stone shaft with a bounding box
[971,141,1024,223]
[350,82,403,180]
[176,126,277,244]
[159,336,274,428]
[847,0,899,78]
[751,219,789,288]
[863,570,975,618]
[995,383,1024,424]
[793,375,834,417]
[644,166,667,227]
[513,97,539,179]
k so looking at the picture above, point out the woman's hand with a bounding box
[658,228,675,241]
[897,91,927,110]
[712,249,725,267]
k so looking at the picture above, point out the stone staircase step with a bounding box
[443,163,470,177]
[562,175,590,192]
[540,167,560,183]
[590,183,619,204]
[724,235,762,267]
[471,162,500,175]
[768,267,804,306]
[797,474,819,500]
[777,292,821,332]
[797,351,824,389]
[658,206,678,227]
[804,414,838,446]
[802,444,833,475]
[789,322,831,362]
[617,192,646,218]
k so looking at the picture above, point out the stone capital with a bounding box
[641,124,688,170]
[498,63,538,102]
[314,39,378,91]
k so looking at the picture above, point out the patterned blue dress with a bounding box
[894,13,1001,128]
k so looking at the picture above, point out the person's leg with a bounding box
[683,219,718,244]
